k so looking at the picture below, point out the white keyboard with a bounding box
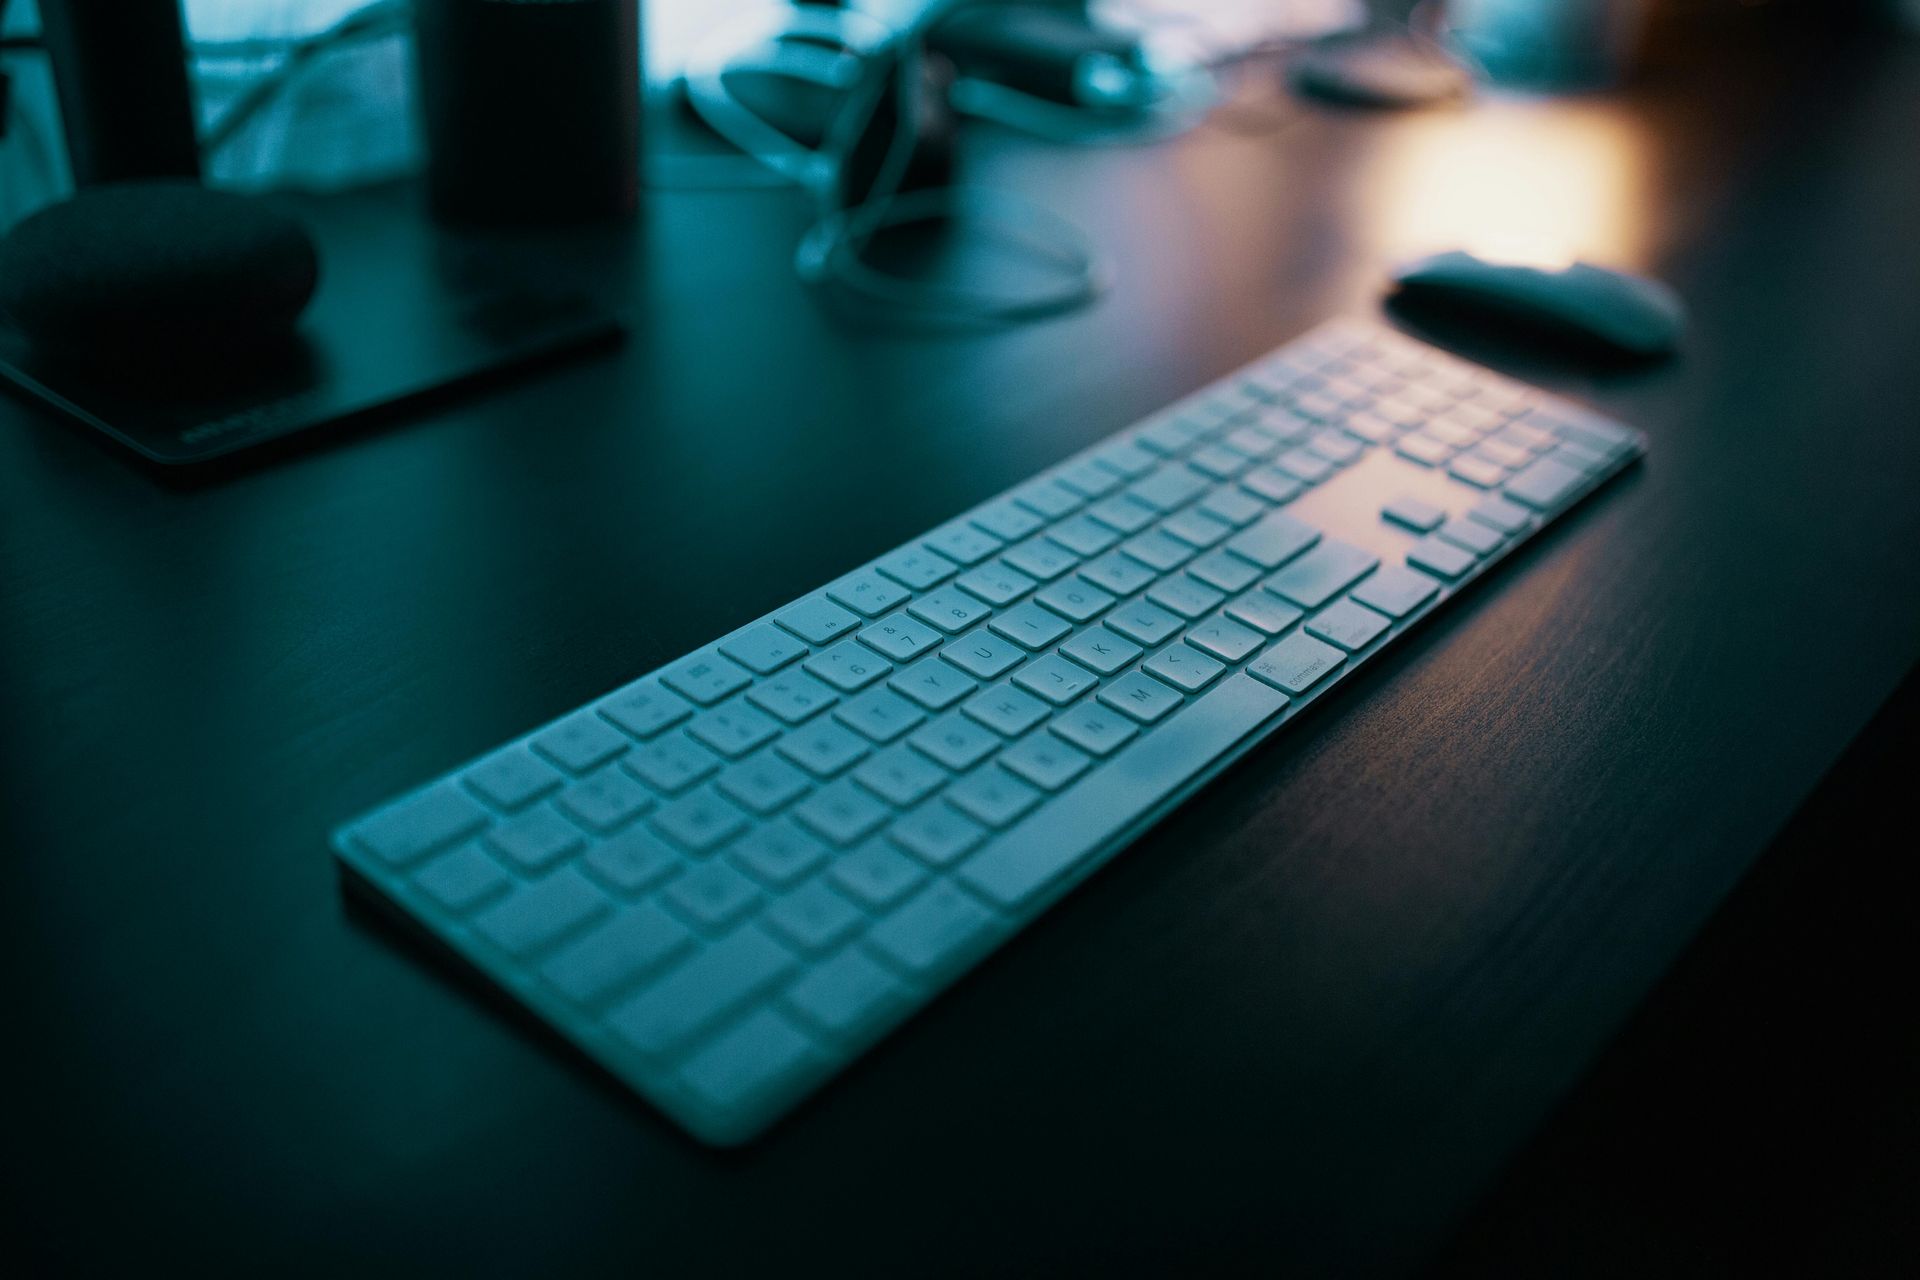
[333,319,1647,1145]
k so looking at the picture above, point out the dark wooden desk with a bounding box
[4,19,1916,1276]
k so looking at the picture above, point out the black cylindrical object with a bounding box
[414,0,641,224]
[38,0,202,186]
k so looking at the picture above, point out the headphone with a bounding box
[679,2,1111,323]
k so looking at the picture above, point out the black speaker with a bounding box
[37,0,202,185]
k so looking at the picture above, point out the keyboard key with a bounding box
[924,522,1003,566]
[792,779,892,846]
[909,712,1001,771]
[1098,671,1183,723]
[1077,550,1158,596]
[826,568,910,618]
[486,804,586,873]
[1058,626,1143,676]
[1119,529,1195,572]
[908,586,992,634]
[1188,443,1248,479]
[831,841,929,910]
[556,766,656,833]
[1396,434,1453,467]
[1473,438,1533,470]
[857,612,942,663]
[651,785,750,854]
[956,562,1037,607]
[1147,575,1226,620]
[1274,447,1334,484]
[661,651,753,706]
[1248,631,1347,694]
[1505,455,1587,510]
[1127,462,1210,510]
[746,670,839,725]
[1054,458,1124,499]
[687,703,782,759]
[414,843,513,915]
[784,948,907,1038]
[1086,494,1159,534]
[1224,589,1303,635]
[990,602,1073,650]
[599,681,696,741]
[945,766,1043,828]
[1034,579,1116,624]
[853,744,947,807]
[1225,511,1321,569]
[971,500,1044,542]
[875,546,958,590]
[887,801,987,868]
[1448,455,1507,489]
[1048,701,1138,757]
[775,596,861,646]
[624,731,722,793]
[1002,536,1079,582]
[541,904,694,1007]
[1044,514,1119,557]
[715,751,813,816]
[582,826,682,895]
[1144,643,1226,693]
[607,924,797,1059]
[1093,439,1157,478]
[1349,564,1443,618]
[776,718,871,778]
[1305,599,1393,652]
[664,860,763,931]
[867,882,1000,980]
[957,674,1289,909]
[1223,425,1281,458]
[804,640,892,692]
[888,656,977,711]
[1263,539,1380,610]
[1306,429,1363,465]
[1105,600,1184,647]
[1199,486,1268,527]
[465,746,565,812]
[1407,535,1477,580]
[1013,477,1084,519]
[999,733,1093,791]
[719,623,808,676]
[1187,548,1262,593]
[1161,508,1234,551]
[1012,654,1098,706]
[834,687,927,743]
[1436,516,1504,556]
[1241,466,1305,503]
[962,684,1050,737]
[1183,614,1264,663]
[1382,495,1446,534]
[762,877,865,954]
[727,817,829,888]
[472,867,609,958]
[1467,494,1533,535]
[941,627,1025,679]
[531,711,630,775]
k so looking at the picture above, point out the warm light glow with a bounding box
[1367,98,1652,271]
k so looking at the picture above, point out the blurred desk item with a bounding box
[2,9,1916,1275]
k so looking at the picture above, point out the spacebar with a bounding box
[955,673,1290,910]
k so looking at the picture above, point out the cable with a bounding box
[196,0,410,156]
[681,1,1108,325]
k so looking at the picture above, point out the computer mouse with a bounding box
[1389,250,1684,356]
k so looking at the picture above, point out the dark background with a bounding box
[2,6,1916,1275]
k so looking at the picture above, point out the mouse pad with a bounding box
[0,183,625,467]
